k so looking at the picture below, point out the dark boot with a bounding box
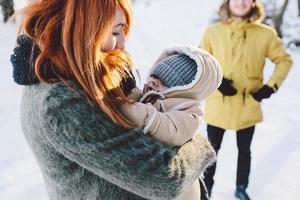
[235,185,251,200]
[207,187,212,198]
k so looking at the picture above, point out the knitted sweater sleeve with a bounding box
[40,84,215,200]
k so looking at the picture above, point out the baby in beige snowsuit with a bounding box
[121,46,223,200]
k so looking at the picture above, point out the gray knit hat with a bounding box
[151,54,198,88]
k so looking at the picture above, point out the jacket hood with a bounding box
[219,1,265,23]
[147,46,223,102]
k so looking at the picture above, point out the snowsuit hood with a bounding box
[147,46,223,102]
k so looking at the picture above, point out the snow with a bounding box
[1,0,300,200]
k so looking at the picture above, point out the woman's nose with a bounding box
[116,34,125,50]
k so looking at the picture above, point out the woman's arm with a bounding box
[41,84,215,200]
[266,29,293,90]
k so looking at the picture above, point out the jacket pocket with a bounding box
[241,95,262,125]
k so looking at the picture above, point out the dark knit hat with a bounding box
[151,54,198,88]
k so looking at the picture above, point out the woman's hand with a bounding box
[252,85,275,102]
[11,35,40,85]
[127,87,142,102]
[142,84,152,95]
[218,78,237,96]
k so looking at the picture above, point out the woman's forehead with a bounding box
[114,8,126,26]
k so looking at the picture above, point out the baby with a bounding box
[121,46,223,200]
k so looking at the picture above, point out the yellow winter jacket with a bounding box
[201,21,293,130]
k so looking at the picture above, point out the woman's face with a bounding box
[102,8,126,52]
[229,0,254,19]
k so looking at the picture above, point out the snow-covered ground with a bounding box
[1,0,299,199]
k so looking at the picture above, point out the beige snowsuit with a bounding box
[121,46,223,200]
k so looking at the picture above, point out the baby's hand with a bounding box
[139,90,165,104]
[142,84,152,95]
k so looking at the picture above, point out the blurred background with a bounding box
[0,0,299,199]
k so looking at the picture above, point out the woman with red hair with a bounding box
[11,0,215,199]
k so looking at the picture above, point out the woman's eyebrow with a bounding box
[114,23,125,28]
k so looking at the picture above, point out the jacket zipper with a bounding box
[242,88,246,106]
[243,30,247,44]
[231,32,235,57]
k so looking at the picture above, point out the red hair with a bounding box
[21,0,134,128]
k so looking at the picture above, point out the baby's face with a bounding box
[146,76,169,92]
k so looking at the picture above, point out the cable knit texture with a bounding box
[20,81,216,200]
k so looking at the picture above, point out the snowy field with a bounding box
[1,0,300,200]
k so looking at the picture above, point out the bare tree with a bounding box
[0,0,14,22]
[270,0,289,37]
[298,0,300,16]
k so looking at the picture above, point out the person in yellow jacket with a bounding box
[200,0,293,199]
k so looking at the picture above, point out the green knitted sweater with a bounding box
[21,82,215,200]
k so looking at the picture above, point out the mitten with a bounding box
[10,35,40,85]
[252,85,275,102]
[218,78,237,96]
[139,90,165,104]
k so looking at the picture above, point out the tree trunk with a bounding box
[298,0,300,16]
[272,0,289,38]
[0,0,14,22]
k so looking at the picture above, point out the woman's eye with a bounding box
[113,32,120,36]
